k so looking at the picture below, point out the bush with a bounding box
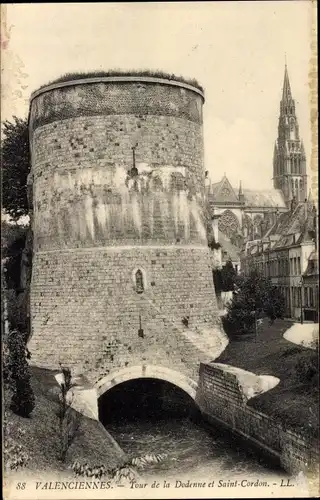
[294,342,319,392]
[225,270,285,338]
[3,411,29,471]
[5,330,35,417]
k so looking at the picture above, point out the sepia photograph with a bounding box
[1,1,319,499]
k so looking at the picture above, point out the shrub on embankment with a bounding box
[4,366,125,477]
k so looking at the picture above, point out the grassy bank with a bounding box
[4,366,125,479]
[216,319,319,438]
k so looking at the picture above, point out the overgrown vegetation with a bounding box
[37,69,204,93]
[3,229,27,291]
[223,270,285,338]
[2,221,29,333]
[3,411,30,472]
[72,453,167,483]
[3,328,34,471]
[1,116,30,221]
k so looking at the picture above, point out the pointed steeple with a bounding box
[274,62,307,205]
[238,180,244,203]
[282,64,292,102]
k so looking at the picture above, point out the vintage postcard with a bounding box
[1,1,319,499]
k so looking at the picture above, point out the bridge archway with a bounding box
[95,364,198,400]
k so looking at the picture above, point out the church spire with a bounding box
[238,180,244,203]
[282,63,292,102]
[273,63,307,206]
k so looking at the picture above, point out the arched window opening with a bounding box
[135,269,144,294]
[218,209,240,239]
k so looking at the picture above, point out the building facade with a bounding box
[303,250,319,323]
[207,64,307,245]
[241,200,317,321]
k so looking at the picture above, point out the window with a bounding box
[310,288,314,307]
[135,269,144,294]
[293,258,297,275]
[304,287,308,307]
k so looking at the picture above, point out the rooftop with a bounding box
[208,175,286,208]
[243,202,316,256]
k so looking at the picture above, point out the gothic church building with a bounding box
[207,65,307,246]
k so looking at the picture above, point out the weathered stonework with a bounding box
[28,75,227,391]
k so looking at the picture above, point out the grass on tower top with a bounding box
[36,69,204,93]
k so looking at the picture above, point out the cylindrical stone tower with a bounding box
[28,74,227,382]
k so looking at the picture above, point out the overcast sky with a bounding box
[2,1,313,190]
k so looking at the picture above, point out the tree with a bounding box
[224,269,285,337]
[2,221,29,333]
[5,329,35,418]
[2,116,30,220]
[55,365,81,462]
[221,259,236,291]
[213,259,237,294]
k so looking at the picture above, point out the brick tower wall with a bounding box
[28,76,225,382]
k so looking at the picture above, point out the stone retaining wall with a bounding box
[197,362,319,475]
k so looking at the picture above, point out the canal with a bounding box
[99,378,287,482]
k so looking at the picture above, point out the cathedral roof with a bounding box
[209,175,286,208]
[242,188,286,208]
[210,175,239,203]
